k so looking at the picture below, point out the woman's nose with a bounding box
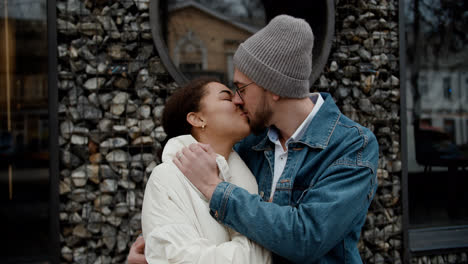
[232,91,244,105]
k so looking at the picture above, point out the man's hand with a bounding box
[173,143,222,200]
[127,236,147,264]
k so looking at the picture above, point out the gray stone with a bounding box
[97,15,120,39]
[129,213,142,231]
[71,135,88,145]
[126,100,138,114]
[88,93,99,107]
[112,92,129,104]
[127,190,136,210]
[152,126,167,142]
[106,215,122,227]
[61,246,73,262]
[358,48,371,61]
[132,136,153,146]
[130,169,144,183]
[84,78,106,91]
[106,149,130,163]
[73,126,89,135]
[100,137,128,151]
[126,118,139,127]
[136,88,153,100]
[58,44,68,58]
[94,194,113,208]
[57,19,77,35]
[112,125,128,133]
[137,105,151,119]
[57,0,90,15]
[60,150,81,168]
[358,98,374,113]
[129,126,141,139]
[100,165,117,179]
[149,57,167,74]
[329,61,338,72]
[73,224,92,238]
[152,105,164,120]
[342,78,351,86]
[98,93,113,110]
[134,0,149,10]
[139,119,155,134]
[117,232,129,253]
[115,203,129,216]
[98,119,113,133]
[100,179,118,193]
[101,225,117,250]
[60,120,74,139]
[113,78,132,90]
[71,166,88,187]
[85,65,97,74]
[336,87,350,99]
[60,180,72,195]
[78,45,95,61]
[108,44,127,60]
[76,96,103,120]
[318,75,329,88]
[146,161,157,174]
[132,153,155,167]
[77,22,104,36]
[343,66,358,78]
[110,104,125,116]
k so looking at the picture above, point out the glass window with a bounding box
[443,77,452,100]
[0,0,51,261]
[403,0,468,254]
[466,77,468,101]
[419,74,428,96]
[166,0,266,83]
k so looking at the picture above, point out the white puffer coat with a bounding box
[142,135,271,264]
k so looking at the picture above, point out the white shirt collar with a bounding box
[267,93,324,146]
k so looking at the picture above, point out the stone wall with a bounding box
[56,0,406,263]
[319,0,402,263]
[57,0,176,262]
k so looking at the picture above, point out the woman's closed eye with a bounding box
[219,90,234,101]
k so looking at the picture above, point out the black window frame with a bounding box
[47,0,60,262]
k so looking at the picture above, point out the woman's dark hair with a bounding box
[162,77,219,140]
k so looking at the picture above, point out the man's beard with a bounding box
[248,97,272,135]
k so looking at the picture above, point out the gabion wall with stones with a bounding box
[57,0,176,263]
[55,0,467,263]
[316,0,402,263]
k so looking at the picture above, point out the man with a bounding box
[129,15,378,263]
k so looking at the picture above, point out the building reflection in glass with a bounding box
[166,0,266,85]
[0,0,50,260]
[404,0,468,228]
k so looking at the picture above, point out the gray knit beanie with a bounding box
[233,15,314,98]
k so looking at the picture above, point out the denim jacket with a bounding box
[209,93,379,263]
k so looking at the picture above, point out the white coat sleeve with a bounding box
[141,166,271,264]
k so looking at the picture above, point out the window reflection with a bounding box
[167,0,266,85]
[405,0,468,228]
[0,0,50,260]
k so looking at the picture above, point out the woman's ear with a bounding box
[186,112,204,128]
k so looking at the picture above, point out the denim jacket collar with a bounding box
[252,92,341,151]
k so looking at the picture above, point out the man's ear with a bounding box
[266,89,281,102]
[271,94,281,101]
[186,112,204,128]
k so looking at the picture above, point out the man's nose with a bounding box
[232,91,244,105]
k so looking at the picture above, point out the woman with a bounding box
[141,77,271,263]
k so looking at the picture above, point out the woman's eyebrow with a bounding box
[218,90,233,96]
